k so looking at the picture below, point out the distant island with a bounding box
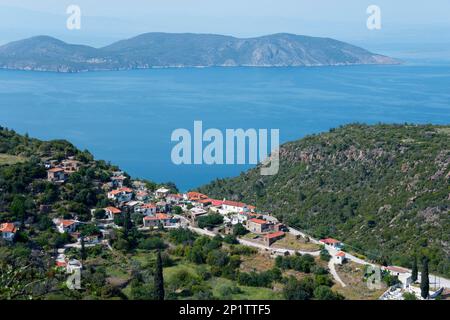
[0,33,400,73]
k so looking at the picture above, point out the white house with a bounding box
[229,213,248,225]
[66,259,82,274]
[0,223,17,241]
[167,194,183,204]
[155,187,170,199]
[136,191,149,201]
[334,251,346,265]
[190,207,208,220]
[139,203,157,216]
[319,238,343,249]
[383,266,413,288]
[143,213,176,228]
[125,201,143,212]
[108,187,133,202]
[55,219,78,234]
[219,200,256,215]
[104,207,122,220]
[111,175,127,188]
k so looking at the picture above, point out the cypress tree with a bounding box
[154,250,165,300]
[123,209,130,239]
[411,256,418,282]
[420,257,429,299]
[80,236,87,263]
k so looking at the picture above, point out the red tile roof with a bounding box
[56,261,67,267]
[264,231,285,239]
[222,200,255,210]
[60,220,77,227]
[248,218,268,225]
[320,238,341,245]
[142,203,156,209]
[384,266,409,274]
[105,207,121,214]
[199,198,213,204]
[0,223,16,233]
[222,200,246,208]
[210,199,224,206]
[48,167,64,173]
[109,187,133,195]
[144,213,171,221]
[335,251,346,257]
[187,192,208,201]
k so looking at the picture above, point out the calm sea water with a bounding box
[1,65,450,190]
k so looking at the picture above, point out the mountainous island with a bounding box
[0,33,399,72]
[0,124,448,300]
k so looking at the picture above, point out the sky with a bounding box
[0,0,449,60]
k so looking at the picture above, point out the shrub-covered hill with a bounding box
[198,124,450,277]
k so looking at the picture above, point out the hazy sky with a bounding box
[0,0,449,58]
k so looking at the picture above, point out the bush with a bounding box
[232,223,248,236]
[223,235,238,244]
[138,237,166,250]
[320,249,331,262]
[197,214,223,229]
[313,286,344,300]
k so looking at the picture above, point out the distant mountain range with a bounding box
[0,33,400,72]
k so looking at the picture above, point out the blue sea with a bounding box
[1,65,450,191]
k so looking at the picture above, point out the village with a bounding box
[1,156,448,300]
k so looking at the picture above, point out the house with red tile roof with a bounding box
[138,203,157,216]
[319,238,343,249]
[185,192,209,202]
[246,218,274,234]
[55,219,78,234]
[167,194,183,203]
[136,191,149,201]
[263,231,285,246]
[143,213,176,228]
[0,222,17,241]
[108,187,133,202]
[47,167,66,182]
[219,199,256,215]
[334,251,346,265]
[104,206,122,220]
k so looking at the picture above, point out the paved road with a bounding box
[328,259,346,287]
[178,214,450,289]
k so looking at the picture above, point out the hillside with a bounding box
[0,33,399,72]
[0,127,343,300]
[198,124,450,277]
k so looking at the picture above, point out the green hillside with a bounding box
[198,124,450,277]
